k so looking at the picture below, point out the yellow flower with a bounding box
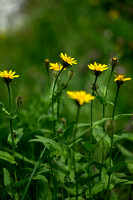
[88,62,108,72]
[60,53,77,67]
[67,91,95,106]
[0,70,19,83]
[49,63,66,71]
[114,74,131,82]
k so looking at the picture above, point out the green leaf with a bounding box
[107,162,125,175]
[117,144,133,174]
[93,113,133,127]
[29,135,64,156]
[3,168,13,198]
[0,145,34,165]
[95,95,106,105]
[77,123,91,128]
[91,181,104,195]
[0,102,10,116]
[114,113,133,120]
[52,158,70,174]
[114,133,133,143]
[82,141,95,153]
[64,185,82,195]
[34,128,53,135]
[33,174,48,183]
[93,118,110,127]
[13,179,28,188]
[0,150,16,164]
[101,168,109,188]
[38,114,57,122]
[8,128,23,147]
[92,127,111,147]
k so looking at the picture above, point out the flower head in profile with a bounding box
[0,70,19,83]
[88,62,108,76]
[110,57,118,69]
[60,53,77,67]
[67,91,95,106]
[49,63,66,71]
[114,74,131,86]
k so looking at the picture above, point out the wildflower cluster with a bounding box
[0,52,132,200]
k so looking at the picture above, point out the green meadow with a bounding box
[0,0,133,199]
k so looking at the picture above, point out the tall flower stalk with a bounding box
[50,53,77,133]
[88,62,108,143]
[0,70,19,199]
[67,90,95,199]
[103,57,118,118]
[106,74,131,200]
[102,58,118,165]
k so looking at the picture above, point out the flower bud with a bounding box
[52,71,58,78]
[61,81,68,89]
[16,96,23,106]
[67,69,75,79]
[110,57,119,69]
[60,118,66,125]
[44,59,50,69]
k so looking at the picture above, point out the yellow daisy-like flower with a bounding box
[67,91,95,106]
[0,70,19,83]
[60,53,77,67]
[88,62,108,76]
[114,74,131,84]
[49,62,66,71]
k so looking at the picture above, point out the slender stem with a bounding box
[48,155,57,200]
[73,105,80,200]
[6,83,19,199]
[14,104,19,114]
[88,76,98,198]
[6,83,11,111]
[106,85,120,200]
[90,76,97,143]
[52,68,64,136]
[101,68,113,179]
[22,146,46,200]
[57,98,60,121]
[52,68,64,117]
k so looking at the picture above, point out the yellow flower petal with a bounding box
[67,91,95,106]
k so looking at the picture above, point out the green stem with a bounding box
[57,98,60,121]
[48,155,57,200]
[90,76,97,143]
[22,146,46,200]
[6,83,19,199]
[106,85,120,200]
[89,76,98,198]
[101,68,113,179]
[103,68,113,118]
[73,105,80,200]
[52,68,64,136]
[52,67,64,117]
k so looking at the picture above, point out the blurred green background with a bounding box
[0,0,133,135]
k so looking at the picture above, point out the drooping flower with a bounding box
[60,53,77,67]
[67,91,95,106]
[88,62,108,76]
[114,74,131,86]
[49,63,66,71]
[0,70,19,83]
